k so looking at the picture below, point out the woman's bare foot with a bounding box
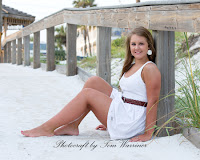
[21,125,54,137]
[54,123,79,136]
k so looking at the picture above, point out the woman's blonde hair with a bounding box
[120,26,156,79]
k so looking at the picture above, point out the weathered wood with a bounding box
[2,2,200,45]
[3,30,22,44]
[7,42,11,63]
[23,10,65,36]
[66,23,77,76]
[3,44,7,63]
[77,67,94,82]
[17,38,22,65]
[97,26,111,84]
[24,35,30,66]
[33,31,40,69]
[46,27,55,71]
[11,40,16,64]
[153,30,175,137]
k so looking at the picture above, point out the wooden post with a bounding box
[97,26,111,84]
[33,31,40,69]
[11,39,16,64]
[7,41,11,63]
[46,27,55,71]
[17,38,22,65]
[24,35,30,66]
[3,44,7,63]
[153,30,175,137]
[0,0,2,62]
[66,24,77,76]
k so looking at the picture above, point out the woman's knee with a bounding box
[84,76,101,88]
[81,88,95,101]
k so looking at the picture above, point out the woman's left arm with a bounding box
[130,64,161,142]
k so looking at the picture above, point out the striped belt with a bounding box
[122,96,147,107]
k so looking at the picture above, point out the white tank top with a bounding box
[119,61,154,102]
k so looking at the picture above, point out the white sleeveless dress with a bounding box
[107,61,155,140]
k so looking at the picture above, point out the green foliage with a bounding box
[175,32,200,129]
[55,50,66,61]
[77,36,126,69]
[73,0,97,8]
[175,32,186,60]
[153,32,200,138]
[111,36,126,48]
[77,56,96,69]
[111,37,126,58]
[111,46,125,58]
[30,36,34,42]
[175,60,200,129]
[55,26,66,50]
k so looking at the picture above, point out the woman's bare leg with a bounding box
[54,76,112,136]
[21,77,113,137]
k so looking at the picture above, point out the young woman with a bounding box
[21,26,161,142]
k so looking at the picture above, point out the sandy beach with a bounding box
[0,63,199,160]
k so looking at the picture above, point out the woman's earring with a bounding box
[147,50,152,56]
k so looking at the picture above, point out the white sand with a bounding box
[0,63,199,160]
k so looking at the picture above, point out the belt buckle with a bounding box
[122,96,126,102]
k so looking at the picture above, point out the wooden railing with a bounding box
[1,0,200,136]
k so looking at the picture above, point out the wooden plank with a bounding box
[151,5,178,11]
[46,27,55,71]
[2,2,200,44]
[176,10,199,32]
[3,44,7,63]
[153,30,175,137]
[17,38,22,65]
[23,11,65,37]
[24,35,30,66]
[112,13,129,28]
[44,11,65,29]
[99,13,118,27]
[87,13,101,26]
[97,26,111,84]
[11,40,16,64]
[177,3,200,10]
[134,6,151,12]
[5,30,22,42]
[66,23,77,76]
[33,31,40,69]
[194,17,200,33]
[77,67,93,82]
[150,11,177,32]
[7,42,11,63]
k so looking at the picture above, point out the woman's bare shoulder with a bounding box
[145,63,160,73]
[143,63,161,79]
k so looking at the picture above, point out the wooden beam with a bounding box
[153,30,175,137]
[33,31,40,69]
[3,2,200,44]
[11,39,16,64]
[97,26,111,84]
[17,38,22,65]
[3,43,7,63]
[46,27,55,71]
[3,17,7,39]
[24,35,30,66]
[66,23,77,76]
[7,41,11,63]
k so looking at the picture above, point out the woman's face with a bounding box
[130,34,149,60]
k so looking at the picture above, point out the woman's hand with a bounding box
[129,133,152,142]
[95,124,107,131]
